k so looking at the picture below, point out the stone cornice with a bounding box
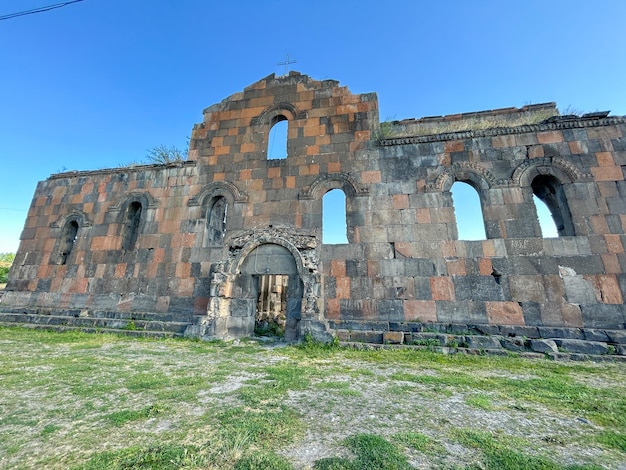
[48,160,197,180]
[378,117,626,146]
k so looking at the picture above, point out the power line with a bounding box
[0,0,85,21]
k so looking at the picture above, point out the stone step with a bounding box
[334,328,626,359]
[0,312,190,335]
[0,321,184,339]
[340,341,626,363]
[0,307,182,323]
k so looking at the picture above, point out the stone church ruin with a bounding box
[2,72,626,355]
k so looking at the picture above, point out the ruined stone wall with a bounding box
[2,72,625,343]
[3,162,215,322]
[323,116,626,342]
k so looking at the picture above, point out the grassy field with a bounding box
[0,327,625,469]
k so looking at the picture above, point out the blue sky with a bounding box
[1,0,625,252]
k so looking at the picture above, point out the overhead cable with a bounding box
[0,0,85,21]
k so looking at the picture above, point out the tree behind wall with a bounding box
[0,253,15,284]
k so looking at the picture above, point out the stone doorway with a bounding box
[254,274,288,336]
[239,243,303,341]
[193,229,325,342]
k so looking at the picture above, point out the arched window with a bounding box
[122,201,142,250]
[58,220,79,265]
[323,189,348,244]
[531,175,574,236]
[533,195,559,238]
[451,181,486,240]
[268,117,288,160]
[206,196,228,244]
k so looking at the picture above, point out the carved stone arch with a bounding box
[188,181,247,206]
[511,157,590,187]
[108,192,155,251]
[189,182,246,246]
[429,163,497,192]
[196,227,324,340]
[512,157,584,237]
[250,102,307,126]
[230,233,307,278]
[50,210,90,265]
[50,209,92,228]
[109,191,158,212]
[300,173,368,200]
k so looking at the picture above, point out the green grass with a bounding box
[104,404,164,426]
[392,431,445,456]
[0,326,625,469]
[315,434,412,470]
[453,429,604,470]
[76,444,202,470]
[466,393,494,410]
[233,451,294,470]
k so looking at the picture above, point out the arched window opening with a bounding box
[268,117,288,160]
[323,189,348,244]
[451,181,487,240]
[206,196,228,244]
[58,220,79,265]
[122,201,142,250]
[533,195,559,238]
[531,175,574,236]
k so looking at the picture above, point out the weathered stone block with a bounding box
[499,325,539,338]
[500,337,526,351]
[349,331,383,344]
[562,275,597,305]
[538,327,584,340]
[486,302,525,326]
[606,330,626,344]
[468,324,501,336]
[583,329,610,342]
[529,339,558,353]
[553,339,609,355]
[581,304,625,329]
[465,335,502,350]
[383,331,404,344]
[454,276,505,301]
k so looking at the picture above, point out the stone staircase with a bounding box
[0,307,192,338]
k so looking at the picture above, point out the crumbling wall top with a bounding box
[387,103,558,137]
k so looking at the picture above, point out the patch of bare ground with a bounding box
[280,360,609,469]
[0,330,624,469]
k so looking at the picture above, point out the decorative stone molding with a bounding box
[188,181,247,206]
[204,227,323,338]
[379,117,626,146]
[49,210,92,228]
[108,191,159,212]
[426,162,503,192]
[251,102,308,126]
[511,157,592,187]
[300,172,369,199]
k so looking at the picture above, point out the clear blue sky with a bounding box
[1,0,625,253]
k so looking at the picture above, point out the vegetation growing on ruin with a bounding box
[0,252,14,284]
[0,327,624,469]
[377,107,559,141]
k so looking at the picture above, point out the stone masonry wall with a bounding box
[323,116,626,342]
[2,72,625,344]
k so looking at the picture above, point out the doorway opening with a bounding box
[236,243,302,341]
[255,274,289,337]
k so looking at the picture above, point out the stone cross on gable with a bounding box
[277,54,297,76]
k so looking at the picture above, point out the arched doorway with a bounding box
[238,243,303,341]
[190,229,326,342]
